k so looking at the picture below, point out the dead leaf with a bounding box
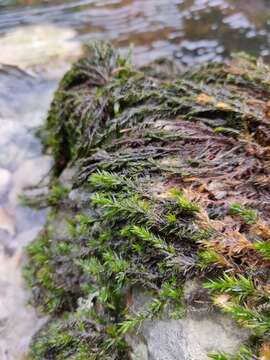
[183,176,198,183]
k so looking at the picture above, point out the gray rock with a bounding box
[0,168,11,200]
[9,155,52,207]
[127,285,250,360]
[68,188,91,207]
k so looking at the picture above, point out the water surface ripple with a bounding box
[1,0,270,64]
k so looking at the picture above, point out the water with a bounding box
[1,0,270,64]
[0,0,269,359]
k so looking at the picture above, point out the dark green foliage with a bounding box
[204,274,257,301]
[198,249,225,270]
[47,184,69,206]
[25,42,270,359]
[91,193,150,224]
[30,312,127,360]
[88,170,126,190]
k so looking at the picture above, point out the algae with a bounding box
[25,42,270,359]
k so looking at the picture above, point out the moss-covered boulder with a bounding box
[25,42,270,359]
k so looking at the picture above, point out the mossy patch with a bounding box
[25,42,270,359]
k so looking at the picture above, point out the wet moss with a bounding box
[26,42,270,359]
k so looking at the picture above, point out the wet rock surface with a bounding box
[0,24,82,360]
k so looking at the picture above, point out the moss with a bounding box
[25,42,270,359]
[24,227,67,314]
[208,344,256,360]
[228,204,258,225]
[30,311,127,360]
[254,241,270,259]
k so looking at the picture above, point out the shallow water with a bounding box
[1,0,270,64]
[0,0,270,359]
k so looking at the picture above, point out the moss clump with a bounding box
[228,203,258,225]
[26,42,270,359]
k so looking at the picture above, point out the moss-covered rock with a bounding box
[25,42,270,359]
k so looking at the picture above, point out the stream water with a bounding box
[0,0,270,359]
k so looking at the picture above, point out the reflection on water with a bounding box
[0,0,270,64]
[0,0,269,359]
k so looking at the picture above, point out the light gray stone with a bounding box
[127,285,250,360]
[0,168,11,199]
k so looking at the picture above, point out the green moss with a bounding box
[88,170,126,190]
[25,42,270,359]
[24,227,67,314]
[170,188,200,214]
[198,249,224,270]
[209,345,255,360]
[222,305,270,336]
[30,312,127,360]
[47,184,69,206]
[204,274,257,301]
[228,204,258,225]
[254,241,270,259]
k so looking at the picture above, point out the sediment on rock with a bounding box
[25,42,270,359]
